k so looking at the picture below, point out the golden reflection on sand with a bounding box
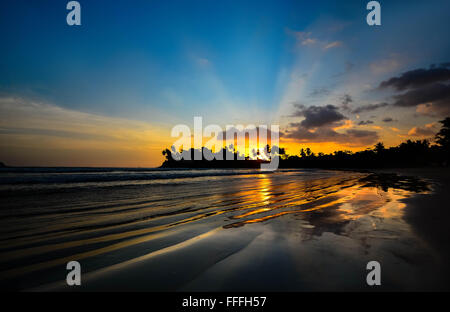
[224,173,422,230]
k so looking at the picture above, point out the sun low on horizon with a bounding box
[1,0,450,167]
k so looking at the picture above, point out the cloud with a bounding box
[351,102,389,114]
[283,124,379,146]
[323,41,342,50]
[283,103,378,147]
[290,104,346,128]
[288,30,343,50]
[379,63,450,91]
[370,56,402,75]
[357,120,374,125]
[290,31,317,46]
[0,97,170,166]
[196,57,211,67]
[382,117,396,123]
[340,94,353,110]
[378,63,450,115]
[302,38,317,46]
[333,61,355,77]
[392,83,450,114]
[309,87,330,97]
[408,123,438,137]
[346,129,379,143]
[0,97,168,145]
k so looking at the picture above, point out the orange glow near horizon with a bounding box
[1,131,423,168]
[0,98,437,167]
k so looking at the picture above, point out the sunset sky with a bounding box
[1,0,450,167]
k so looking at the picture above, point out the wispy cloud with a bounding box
[195,57,211,67]
[351,102,389,114]
[358,120,374,126]
[370,54,403,75]
[382,117,397,123]
[0,97,170,166]
[288,29,343,50]
[323,41,343,50]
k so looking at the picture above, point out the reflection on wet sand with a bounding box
[0,169,444,291]
[225,173,431,232]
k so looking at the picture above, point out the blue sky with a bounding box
[1,0,450,166]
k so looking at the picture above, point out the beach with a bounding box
[0,167,449,291]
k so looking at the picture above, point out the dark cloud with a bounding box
[430,63,450,69]
[379,64,450,91]
[377,63,450,116]
[351,102,389,114]
[392,83,450,106]
[392,83,450,114]
[282,124,379,146]
[284,103,378,146]
[357,120,374,125]
[290,104,346,128]
[309,87,330,97]
[382,117,396,123]
[340,94,353,110]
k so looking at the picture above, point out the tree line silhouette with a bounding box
[161,117,450,169]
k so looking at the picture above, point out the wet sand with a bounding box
[0,168,448,291]
[375,168,450,275]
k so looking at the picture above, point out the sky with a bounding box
[1,0,450,167]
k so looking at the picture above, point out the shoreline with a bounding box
[1,167,449,291]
